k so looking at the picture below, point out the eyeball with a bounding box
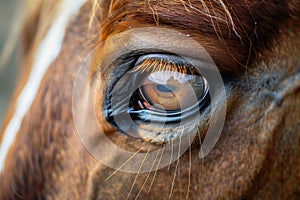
[139,70,208,112]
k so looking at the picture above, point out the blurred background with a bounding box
[0,0,19,126]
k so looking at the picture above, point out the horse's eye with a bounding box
[105,54,209,143]
[138,70,207,112]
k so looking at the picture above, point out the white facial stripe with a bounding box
[0,0,87,172]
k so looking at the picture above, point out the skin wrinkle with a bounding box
[0,0,299,199]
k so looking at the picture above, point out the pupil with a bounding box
[156,84,174,93]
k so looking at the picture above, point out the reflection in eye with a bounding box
[139,70,207,112]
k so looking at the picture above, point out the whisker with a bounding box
[195,115,203,156]
[180,0,191,12]
[192,0,228,24]
[169,135,182,199]
[205,0,248,69]
[105,148,142,181]
[197,126,204,199]
[178,150,182,200]
[135,147,162,200]
[186,133,192,200]
[126,148,151,200]
[168,139,174,170]
[148,147,165,193]
[217,0,242,41]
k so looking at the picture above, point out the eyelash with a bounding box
[132,55,199,74]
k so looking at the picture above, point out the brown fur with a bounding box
[0,0,299,199]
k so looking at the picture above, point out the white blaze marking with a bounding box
[0,0,87,172]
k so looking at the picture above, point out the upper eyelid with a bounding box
[90,27,226,92]
[91,27,216,75]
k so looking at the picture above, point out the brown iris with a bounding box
[139,70,207,112]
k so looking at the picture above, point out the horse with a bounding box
[0,0,299,199]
